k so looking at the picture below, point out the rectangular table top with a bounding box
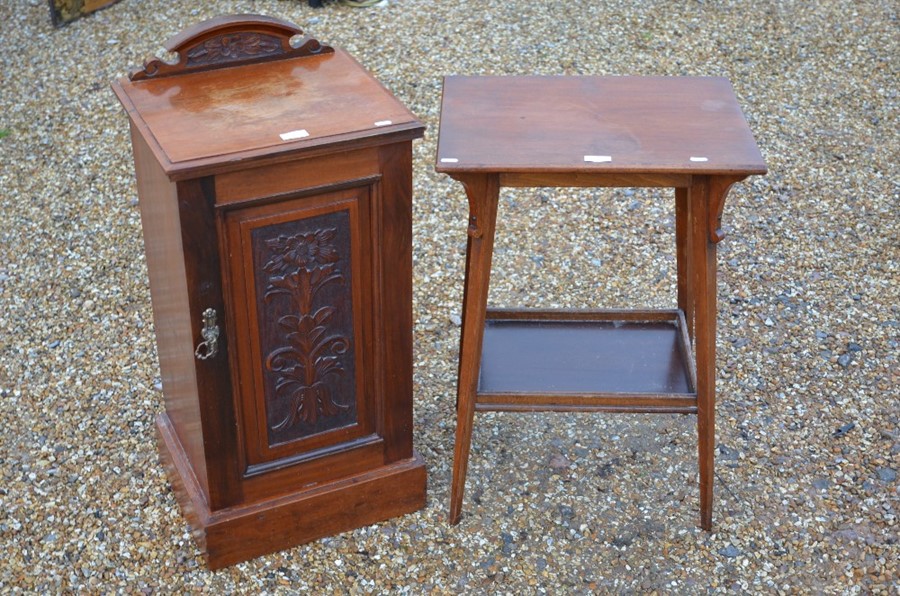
[435,75,766,176]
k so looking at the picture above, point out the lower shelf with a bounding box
[477,308,697,413]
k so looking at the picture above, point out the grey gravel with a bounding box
[877,468,897,483]
[812,478,832,490]
[719,544,742,559]
[1,0,898,593]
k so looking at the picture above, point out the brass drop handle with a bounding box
[194,308,220,360]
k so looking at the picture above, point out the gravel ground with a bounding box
[1,0,897,592]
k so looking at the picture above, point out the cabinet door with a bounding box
[223,182,379,477]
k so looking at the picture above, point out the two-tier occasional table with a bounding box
[435,75,766,529]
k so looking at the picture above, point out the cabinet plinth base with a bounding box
[156,413,427,570]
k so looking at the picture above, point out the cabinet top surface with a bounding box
[115,49,421,170]
[435,76,766,176]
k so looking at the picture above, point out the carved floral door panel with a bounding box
[223,183,378,471]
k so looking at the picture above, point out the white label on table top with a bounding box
[279,129,310,141]
[584,155,612,163]
[374,120,393,127]
[690,156,709,162]
[440,158,459,163]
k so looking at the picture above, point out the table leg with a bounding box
[690,175,717,531]
[450,174,500,525]
[675,186,694,340]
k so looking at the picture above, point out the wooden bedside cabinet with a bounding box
[112,15,426,568]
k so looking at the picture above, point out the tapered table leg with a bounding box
[690,175,717,531]
[449,174,500,525]
[691,174,743,530]
[675,186,695,340]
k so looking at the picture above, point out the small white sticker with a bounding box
[374,120,393,127]
[279,129,310,141]
[584,155,612,163]
[690,156,709,162]
[440,158,459,163]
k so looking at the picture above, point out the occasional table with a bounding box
[435,75,766,529]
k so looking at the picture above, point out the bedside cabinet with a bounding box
[113,14,426,568]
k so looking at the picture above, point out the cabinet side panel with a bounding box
[131,126,209,499]
[377,142,415,462]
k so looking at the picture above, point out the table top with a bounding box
[435,76,766,176]
[114,49,422,175]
